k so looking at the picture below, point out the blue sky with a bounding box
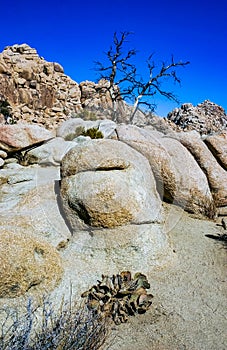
[1,0,226,116]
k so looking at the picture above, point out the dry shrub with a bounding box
[0,296,110,350]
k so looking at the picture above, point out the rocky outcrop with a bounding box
[0,229,62,298]
[116,124,214,217]
[1,44,227,348]
[1,44,226,134]
[0,44,82,129]
[0,44,148,129]
[60,139,162,229]
[167,100,227,135]
[169,131,227,207]
[0,122,54,152]
[204,131,227,170]
[56,118,117,140]
[22,137,79,166]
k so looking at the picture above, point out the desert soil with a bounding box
[103,205,227,350]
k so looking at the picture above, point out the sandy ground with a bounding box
[103,205,227,350]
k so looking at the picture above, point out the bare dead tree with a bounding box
[94,31,136,121]
[129,54,190,121]
[94,31,190,122]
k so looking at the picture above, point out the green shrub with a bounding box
[82,127,103,139]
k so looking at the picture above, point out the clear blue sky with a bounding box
[1,0,226,116]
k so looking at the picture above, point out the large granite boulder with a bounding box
[117,125,214,217]
[56,118,117,140]
[60,139,163,230]
[0,123,54,152]
[0,164,71,247]
[170,131,227,207]
[22,137,78,166]
[204,131,227,170]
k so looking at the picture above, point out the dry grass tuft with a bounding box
[0,296,110,350]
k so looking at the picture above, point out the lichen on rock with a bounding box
[0,230,63,298]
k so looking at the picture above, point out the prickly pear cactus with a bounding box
[81,271,153,325]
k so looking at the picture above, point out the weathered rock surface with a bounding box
[0,44,81,129]
[60,139,163,229]
[61,224,172,283]
[117,124,214,217]
[0,229,62,298]
[22,137,78,166]
[0,148,172,305]
[0,117,226,349]
[204,130,227,170]
[0,164,71,247]
[0,43,226,349]
[56,118,117,140]
[167,100,227,134]
[0,123,54,152]
[106,206,227,350]
[169,130,227,207]
[0,44,149,129]
[0,150,7,158]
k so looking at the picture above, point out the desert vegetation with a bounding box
[94,31,190,121]
[0,271,153,349]
[0,297,110,350]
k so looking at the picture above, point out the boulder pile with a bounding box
[167,100,227,134]
[0,44,147,128]
[0,43,227,317]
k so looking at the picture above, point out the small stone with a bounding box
[17,77,26,85]
[29,80,37,88]
[0,157,4,167]
[53,62,64,73]
[0,150,7,159]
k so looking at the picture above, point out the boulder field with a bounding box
[0,118,227,304]
[0,43,226,349]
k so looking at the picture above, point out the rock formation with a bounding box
[0,123,54,152]
[116,124,215,217]
[0,229,62,298]
[0,44,82,129]
[167,100,227,134]
[60,139,163,230]
[204,130,227,170]
[0,43,227,337]
[170,130,227,207]
[0,44,147,129]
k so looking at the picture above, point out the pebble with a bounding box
[0,157,4,167]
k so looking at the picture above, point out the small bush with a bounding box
[64,126,86,141]
[82,127,103,139]
[0,297,110,350]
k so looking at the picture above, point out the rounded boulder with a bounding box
[60,139,162,229]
